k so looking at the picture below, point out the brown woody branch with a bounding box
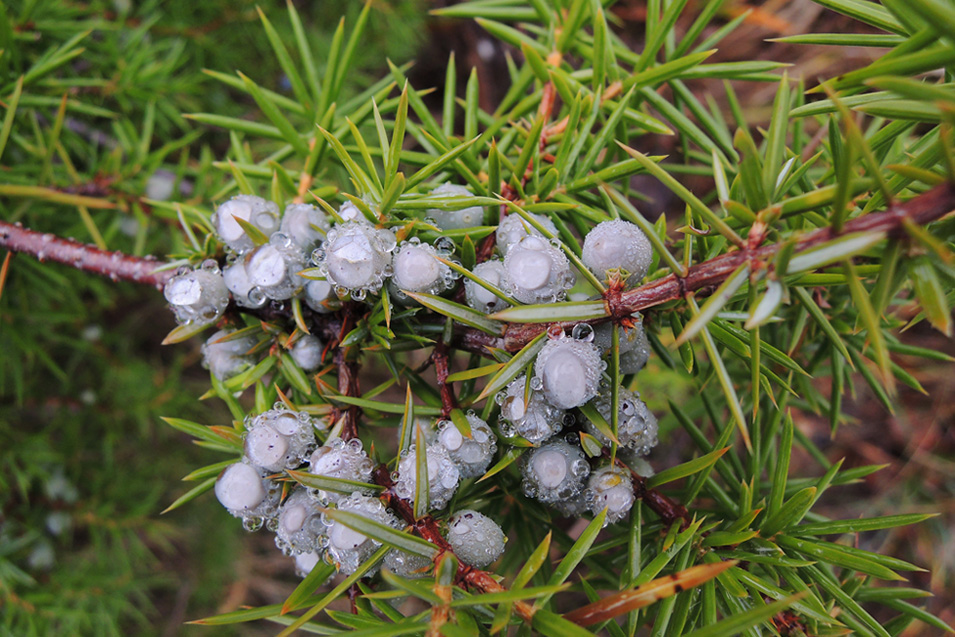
[0,219,172,289]
[457,182,955,355]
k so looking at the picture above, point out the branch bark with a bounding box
[468,182,955,354]
[0,220,172,288]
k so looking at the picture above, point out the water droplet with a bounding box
[547,324,564,339]
[572,324,594,342]
[434,236,455,255]
[271,232,293,249]
[248,286,267,306]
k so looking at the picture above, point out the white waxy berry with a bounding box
[246,236,306,301]
[394,444,460,511]
[504,236,575,304]
[290,334,323,372]
[384,548,433,578]
[338,201,365,223]
[533,336,603,410]
[212,195,280,254]
[497,375,565,444]
[275,489,325,555]
[593,316,650,375]
[164,261,229,325]
[496,213,559,255]
[584,388,658,456]
[323,494,400,575]
[390,239,456,302]
[521,439,590,505]
[281,203,329,251]
[293,551,325,579]
[243,408,317,473]
[582,219,653,285]
[427,183,484,230]
[223,258,264,308]
[201,329,257,381]
[435,414,497,479]
[465,260,510,314]
[446,510,506,568]
[316,222,396,298]
[585,466,635,525]
[308,438,375,503]
[215,462,280,529]
[302,279,341,313]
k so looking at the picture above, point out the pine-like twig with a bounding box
[0,220,172,288]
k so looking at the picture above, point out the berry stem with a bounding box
[433,341,459,419]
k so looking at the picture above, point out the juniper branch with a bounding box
[0,220,172,288]
[463,182,955,354]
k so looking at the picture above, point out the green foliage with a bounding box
[3,0,955,635]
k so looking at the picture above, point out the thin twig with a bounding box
[0,220,172,288]
[433,341,458,418]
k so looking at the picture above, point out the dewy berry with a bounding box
[389,237,457,302]
[275,489,324,555]
[585,465,635,525]
[212,195,281,254]
[582,219,653,285]
[289,334,323,372]
[164,261,229,325]
[533,334,604,410]
[394,443,460,510]
[434,413,497,479]
[201,329,257,381]
[427,183,484,230]
[222,258,262,308]
[446,510,506,568]
[214,462,280,530]
[497,375,566,444]
[384,547,432,578]
[308,438,375,503]
[314,221,396,299]
[245,235,306,301]
[243,408,318,473]
[503,235,575,304]
[521,439,590,505]
[593,316,651,374]
[465,260,510,314]
[584,387,658,456]
[496,212,559,255]
[323,493,400,576]
[302,278,340,313]
[280,203,329,252]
